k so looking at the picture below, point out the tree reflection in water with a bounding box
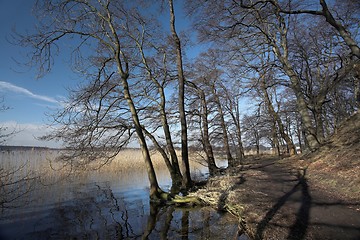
[0,150,238,239]
[0,182,238,239]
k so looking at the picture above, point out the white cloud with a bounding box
[0,81,59,104]
[1,121,62,148]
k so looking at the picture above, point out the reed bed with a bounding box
[0,148,212,211]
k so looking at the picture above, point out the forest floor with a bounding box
[192,111,360,239]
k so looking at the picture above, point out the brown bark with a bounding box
[142,127,182,194]
[169,0,192,189]
[269,10,320,151]
[199,89,218,175]
[121,75,162,199]
[135,37,183,190]
[211,86,234,167]
[108,11,162,199]
[260,77,296,155]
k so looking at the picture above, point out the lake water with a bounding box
[0,149,240,239]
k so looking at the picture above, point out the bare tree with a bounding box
[168,0,192,189]
[242,113,269,155]
[17,0,169,200]
[131,30,183,193]
[187,79,219,175]
[259,71,296,155]
[252,0,360,108]
[272,0,360,59]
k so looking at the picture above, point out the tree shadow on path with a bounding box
[255,168,311,240]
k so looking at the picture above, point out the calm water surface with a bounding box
[0,149,239,239]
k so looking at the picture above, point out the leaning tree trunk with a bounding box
[169,0,192,189]
[109,12,163,199]
[136,39,183,192]
[284,69,319,151]
[271,34,319,151]
[261,80,296,155]
[212,87,234,167]
[158,86,183,191]
[200,89,218,175]
[143,128,181,194]
[120,75,162,199]
[319,0,360,60]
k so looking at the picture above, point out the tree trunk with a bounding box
[260,77,296,155]
[272,122,281,156]
[287,71,319,151]
[313,104,325,143]
[212,87,234,167]
[120,75,162,199]
[272,43,319,151]
[234,117,245,164]
[136,36,183,189]
[143,128,182,194]
[158,86,183,190]
[226,95,245,164]
[319,0,360,59]
[354,62,360,109]
[169,0,192,189]
[200,90,218,175]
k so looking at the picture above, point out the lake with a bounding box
[0,148,240,239]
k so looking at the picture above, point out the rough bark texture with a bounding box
[269,11,319,151]
[319,0,360,59]
[212,86,234,167]
[200,90,218,175]
[108,10,163,199]
[121,76,161,199]
[282,65,319,151]
[260,78,296,155]
[168,0,192,189]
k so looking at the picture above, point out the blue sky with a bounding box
[0,0,202,147]
[0,0,77,147]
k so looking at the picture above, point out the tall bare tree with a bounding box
[17,0,169,200]
[255,0,360,108]
[187,79,218,175]
[168,0,192,189]
[132,30,183,192]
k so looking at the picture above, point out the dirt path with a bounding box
[227,157,360,239]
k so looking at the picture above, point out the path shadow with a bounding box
[287,169,311,240]
[255,168,311,240]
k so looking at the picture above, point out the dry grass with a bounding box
[0,148,211,191]
[0,148,171,210]
[271,111,360,202]
[304,111,360,201]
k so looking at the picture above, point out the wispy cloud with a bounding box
[0,81,59,104]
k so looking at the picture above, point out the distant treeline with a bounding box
[0,145,55,151]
